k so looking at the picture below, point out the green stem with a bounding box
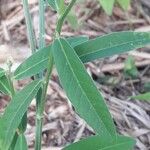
[35,1,47,149]
[22,0,37,53]
[56,0,77,35]
[35,55,53,150]
[38,0,46,49]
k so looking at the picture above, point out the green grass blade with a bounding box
[14,134,28,150]
[0,75,12,96]
[74,31,150,63]
[64,135,135,150]
[0,80,42,150]
[52,38,116,138]
[14,36,88,80]
[131,92,150,101]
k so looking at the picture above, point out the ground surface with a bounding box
[0,0,150,150]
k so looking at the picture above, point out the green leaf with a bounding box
[52,38,116,138]
[14,36,88,80]
[47,0,57,10]
[74,31,150,63]
[14,31,150,80]
[64,135,135,150]
[67,10,79,30]
[18,112,27,134]
[0,75,12,96]
[0,80,42,150]
[99,0,115,15]
[67,35,89,47]
[117,0,130,10]
[0,68,5,78]
[14,134,28,150]
[124,56,138,78]
[47,0,65,14]
[132,92,150,101]
[14,46,51,80]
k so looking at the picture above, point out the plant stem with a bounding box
[22,0,37,53]
[35,55,53,150]
[35,1,46,149]
[56,0,77,35]
[38,0,46,49]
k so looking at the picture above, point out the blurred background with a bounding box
[0,0,150,149]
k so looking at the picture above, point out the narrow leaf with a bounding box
[99,0,115,15]
[67,35,89,47]
[132,92,150,101]
[0,80,42,150]
[14,134,28,150]
[74,31,150,63]
[0,75,12,96]
[64,135,135,150]
[52,38,116,138]
[14,36,88,80]
[14,46,51,80]
[0,68,5,78]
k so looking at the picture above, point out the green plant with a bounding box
[0,0,150,150]
[99,0,131,15]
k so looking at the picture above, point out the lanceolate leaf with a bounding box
[0,75,12,96]
[14,36,88,80]
[14,134,28,150]
[14,32,150,80]
[14,46,51,80]
[74,31,150,63]
[0,80,42,150]
[132,92,150,101]
[0,68,5,78]
[99,0,115,15]
[52,38,116,138]
[64,135,135,150]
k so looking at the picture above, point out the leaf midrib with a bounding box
[2,80,41,148]
[14,58,48,79]
[78,38,149,57]
[58,38,112,137]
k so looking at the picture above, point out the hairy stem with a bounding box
[56,0,77,35]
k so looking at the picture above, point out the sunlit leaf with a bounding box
[52,38,116,138]
[0,80,42,150]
